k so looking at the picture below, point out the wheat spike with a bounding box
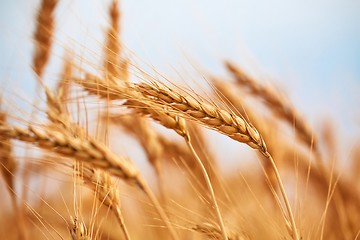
[81,167,131,240]
[0,124,138,181]
[32,0,58,77]
[192,222,243,240]
[226,61,315,150]
[104,0,120,80]
[137,81,267,153]
[69,216,90,240]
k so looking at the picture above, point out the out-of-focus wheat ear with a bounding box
[212,79,279,185]
[32,0,58,78]
[211,78,264,134]
[104,0,121,80]
[137,81,267,153]
[119,58,130,82]
[192,222,245,240]
[69,216,90,240]
[57,55,73,115]
[0,123,179,239]
[42,81,80,138]
[109,115,163,175]
[0,123,139,183]
[157,134,193,164]
[81,167,131,240]
[42,63,82,137]
[225,61,316,152]
[157,131,220,191]
[0,110,17,207]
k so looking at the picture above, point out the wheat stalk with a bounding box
[103,0,129,82]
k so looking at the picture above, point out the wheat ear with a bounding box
[69,216,90,240]
[135,81,299,240]
[192,222,241,240]
[226,61,315,151]
[76,75,228,239]
[104,0,120,80]
[0,124,138,181]
[33,0,58,77]
[109,115,163,174]
[137,81,267,152]
[44,76,131,239]
[81,167,131,240]
[0,122,179,239]
[103,0,129,81]
[77,73,300,238]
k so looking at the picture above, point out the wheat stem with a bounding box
[186,139,228,240]
[114,206,131,240]
[264,152,299,240]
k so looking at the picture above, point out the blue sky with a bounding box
[0,0,359,168]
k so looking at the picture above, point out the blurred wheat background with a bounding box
[0,0,359,239]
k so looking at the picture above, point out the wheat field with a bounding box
[0,0,359,239]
